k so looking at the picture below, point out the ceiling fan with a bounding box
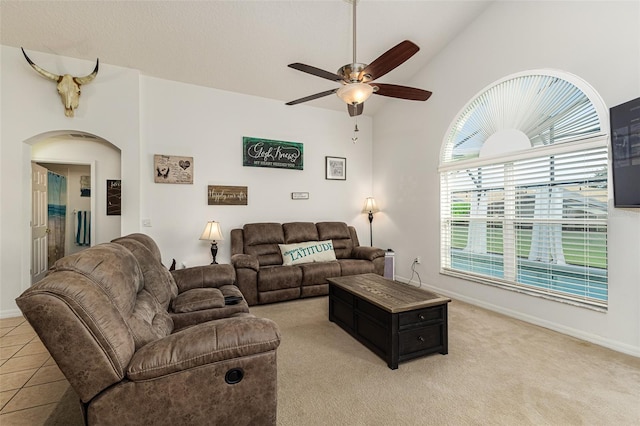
[286,0,432,117]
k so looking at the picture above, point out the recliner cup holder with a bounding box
[225,368,244,384]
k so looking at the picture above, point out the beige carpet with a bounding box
[252,297,640,426]
[49,297,640,425]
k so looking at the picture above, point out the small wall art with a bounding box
[325,156,346,180]
[291,192,309,200]
[208,185,248,205]
[242,137,303,170]
[106,180,121,216]
[154,154,193,184]
[80,175,91,196]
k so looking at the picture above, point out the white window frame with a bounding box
[439,70,609,311]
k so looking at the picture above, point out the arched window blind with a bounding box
[440,72,608,309]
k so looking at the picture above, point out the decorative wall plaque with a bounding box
[208,185,248,205]
[242,137,303,170]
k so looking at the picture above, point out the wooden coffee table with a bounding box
[328,273,451,369]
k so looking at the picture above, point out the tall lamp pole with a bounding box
[362,197,379,247]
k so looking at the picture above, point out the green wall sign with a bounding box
[242,137,303,170]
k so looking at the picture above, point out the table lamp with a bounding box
[200,221,224,264]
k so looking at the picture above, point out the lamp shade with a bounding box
[362,197,380,214]
[199,221,224,241]
[337,83,374,105]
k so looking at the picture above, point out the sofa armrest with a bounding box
[171,264,236,293]
[351,246,386,261]
[231,253,260,271]
[127,316,280,381]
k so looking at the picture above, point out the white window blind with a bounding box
[443,74,601,163]
[441,145,608,308]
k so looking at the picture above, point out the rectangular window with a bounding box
[441,145,608,309]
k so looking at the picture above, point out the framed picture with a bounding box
[325,156,346,180]
[106,180,121,216]
[154,154,193,184]
[80,175,91,197]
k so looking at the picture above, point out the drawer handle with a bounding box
[417,336,425,342]
[418,314,425,320]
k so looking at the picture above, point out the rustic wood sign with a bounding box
[242,137,303,170]
[207,185,248,206]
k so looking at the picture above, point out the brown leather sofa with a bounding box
[16,234,281,426]
[231,221,385,305]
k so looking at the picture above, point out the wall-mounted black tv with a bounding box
[610,97,640,208]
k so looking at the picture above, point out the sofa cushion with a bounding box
[300,261,341,286]
[243,223,285,266]
[48,243,174,351]
[172,288,225,313]
[129,290,174,349]
[316,222,354,259]
[279,240,336,266]
[258,266,302,291]
[112,238,179,308]
[283,222,319,243]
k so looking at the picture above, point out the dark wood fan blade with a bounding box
[286,88,338,106]
[372,83,432,101]
[348,103,364,117]
[359,40,419,82]
[288,63,344,82]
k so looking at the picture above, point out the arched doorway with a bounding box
[29,131,121,283]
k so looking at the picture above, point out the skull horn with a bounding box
[21,47,60,81]
[21,47,99,84]
[74,59,99,85]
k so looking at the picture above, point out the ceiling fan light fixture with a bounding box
[337,82,374,105]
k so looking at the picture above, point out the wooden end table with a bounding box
[328,273,451,370]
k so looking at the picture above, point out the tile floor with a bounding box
[0,316,71,425]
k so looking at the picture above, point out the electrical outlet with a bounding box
[414,257,421,264]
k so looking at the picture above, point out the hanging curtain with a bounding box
[47,171,67,265]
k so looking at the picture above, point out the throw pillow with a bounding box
[279,240,336,266]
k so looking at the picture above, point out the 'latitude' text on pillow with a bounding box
[279,240,337,266]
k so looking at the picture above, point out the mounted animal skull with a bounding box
[21,48,99,117]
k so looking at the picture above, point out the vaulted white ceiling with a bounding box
[1,0,491,116]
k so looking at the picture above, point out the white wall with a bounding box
[0,45,374,317]
[1,45,141,317]
[140,76,374,267]
[373,1,640,356]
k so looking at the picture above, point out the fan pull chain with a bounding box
[352,118,359,143]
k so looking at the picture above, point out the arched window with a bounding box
[439,71,608,309]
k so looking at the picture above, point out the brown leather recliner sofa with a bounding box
[16,233,281,426]
[231,221,385,306]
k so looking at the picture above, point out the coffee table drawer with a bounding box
[399,306,444,327]
[399,324,444,356]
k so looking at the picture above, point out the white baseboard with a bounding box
[395,275,640,358]
[0,308,23,319]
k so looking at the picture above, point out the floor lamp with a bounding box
[200,221,224,264]
[362,197,379,246]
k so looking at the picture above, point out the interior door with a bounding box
[31,162,49,284]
